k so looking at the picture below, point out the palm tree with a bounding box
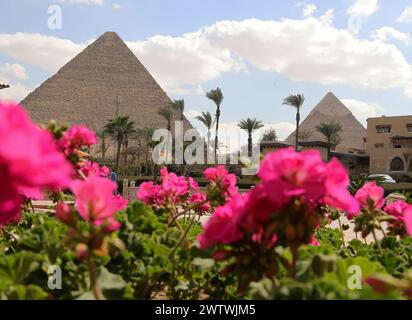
[104,115,135,172]
[298,128,313,141]
[0,83,10,90]
[238,118,264,157]
[283,94,305,151]
[261,128,277,142]
[315,121,343,160]
[206,87,223,162]
[96,130,109,160]
[195,111,214,153]
[122,121,137,164]
[169,99,185,122]
[158,107,173,131]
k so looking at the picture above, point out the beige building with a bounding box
[367,115,412,175]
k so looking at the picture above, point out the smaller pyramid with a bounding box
[284,92,366,152]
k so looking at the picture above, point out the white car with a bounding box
[367,174,396,184]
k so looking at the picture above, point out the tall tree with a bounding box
[169,99,185,122]
[195,111,214,154]
[260,128,277,142]
[96,130,109,160]
[104,115,135,172]
[315,121,343,160]
[206,87,223,163]
[238,118,264,157]
[298,128,313,141]
[283,94,305,151]
[158,106,173,131]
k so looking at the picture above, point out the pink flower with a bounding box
[80,160,110,178]
[323,159,360,214]
[71,176,127,230]
[405,210,412,238]
[384,200,412,222]
[190,193,211,213]
[355,181,385,209]
[137,167,191,206]
[188,177,199,191]
[204,165,238,197]
[258,148,358,213]
[0,101,73,226]
[59,125,97,155]
[137,181,160,205]
[56,202,74,225]
[258,148,328,205]
[197,194,245,249]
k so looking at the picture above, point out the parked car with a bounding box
[367,173,396,184]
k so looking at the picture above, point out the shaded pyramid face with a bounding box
[21,31,191,132]
[284,92,366,152]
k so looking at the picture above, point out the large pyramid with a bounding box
[21,31,191,133]
[284,92,366,152]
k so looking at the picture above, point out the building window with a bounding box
[375,143,384,148]
[390,157,404,171]
[407,124,412,132]
[394,144,402,149]
[376,125,391,133]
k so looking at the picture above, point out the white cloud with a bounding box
[341,98,384,125]
[0,33,85,72]
[372,27,411,45]
[184,109,202,119]
[1,15,412,99]
[0,83,32,103]
[205,18,412,96]
[397,6,412,23]
[60,0,104,5]
[112,3,121,10]
[0,63,28,80]
[297,2,317,18]
[126,33,245,93]
[347,0,379,18]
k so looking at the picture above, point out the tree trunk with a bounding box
[248,133,252,157]
[207,130,211,160]
[214,107,220,164]
[295,111,300,152]
[102,138,106,160]
[115,140,122,172]
[124,140,128,164]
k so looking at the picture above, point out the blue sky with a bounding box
[1,0,412,141]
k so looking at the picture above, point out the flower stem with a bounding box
[290,245,298,280]
[371,228,382,255]
[169,214,197,258]
[338,217,346,248]
[87,252,102,300]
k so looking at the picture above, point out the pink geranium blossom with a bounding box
[198,194,245,249]
[59,125,97,155]
[190,193,211,213]
[80,160,110,178]
[71,176,127,230]
[204,165,238,199]
[137,167,194,206]
[258,148,358,213]
[355,181,385,209]
[405,210,412,238]
[384,200,412,222]
[0,101,73,226]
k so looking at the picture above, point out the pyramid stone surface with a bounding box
[21,31,191,133]
[284,92,366,152]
